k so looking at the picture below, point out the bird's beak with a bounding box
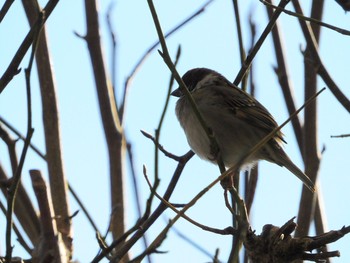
[170,88,182,97]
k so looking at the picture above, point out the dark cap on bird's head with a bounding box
[171,68,218,97]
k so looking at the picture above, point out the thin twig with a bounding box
[0,116,101,239]
[141,130,183,161]
[93,150,194,262]
[126,142,151,263]
[231,0,247,90]
[229,186,249,263]
[129,47,183,263]
[171,225,221,260]
[0,116,45,159]
[245,12,258,217]
[0,125,41,246]
[153,45,182,203]
[0,199,32,255]
[233,0,291,85]
[143,168,236,236]
[0,0,59,92]
[230,2,246,258]
[331,133,350,138]
[132,168,239,263]
[106,2,119,113]
[260,0,350,36]
[5,10,43,261]
[68,184,101,234]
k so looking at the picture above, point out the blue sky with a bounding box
[1,0,350,262]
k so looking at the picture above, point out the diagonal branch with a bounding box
[0,0,60,92]
[0,0,15,23]
[260,0,350,35]
[234,0,291,85]
[92,150,194,262]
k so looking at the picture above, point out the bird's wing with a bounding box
[214,84,286,143]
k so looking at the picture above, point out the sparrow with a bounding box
[171,67,315,192]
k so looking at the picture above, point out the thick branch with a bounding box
[292,0,322,238]
[21,0,72,256]
[30,170,64,263]
[83,1,127,260]
[265,0,304,161]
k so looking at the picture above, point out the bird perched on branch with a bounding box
[171,67,315,192]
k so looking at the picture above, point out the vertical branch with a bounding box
[83,1,127,261]
[154,47,181,200]
[265,0,304,160]
[106,2,119,111]
[230,2,246,259]
[21,0,72,257]
[231,0,247,89]
[291,0,323,237]
[0,196,32,254]
[5,9,40,261]
[304,2,328,245]
[245,15,258,218]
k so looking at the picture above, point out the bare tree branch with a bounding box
[292,0,322,239]
[5,9,40,259]
[265,0,304,161]
[0,0,60,92]
[234,0,291,85]
[119,0,214,124]
[245,218,350,263]
[92,150,194,262]
[30,170,64,263]
[290,0,350,113]
[0,0,15,23]
[21,0,72,256]
[261,0,350,35]
[82,1,128,261]
[0,128,40,246]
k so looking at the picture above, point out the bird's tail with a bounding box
[279,152,315,193]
